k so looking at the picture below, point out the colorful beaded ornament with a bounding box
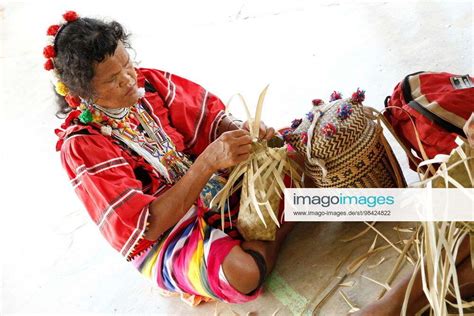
[337,102,353,120]
[45,11,190,184]
[291,118,303,129]
[351,88,366,103]
[329,91,342,102]
[321,122,337,138]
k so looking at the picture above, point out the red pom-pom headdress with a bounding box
[43,45,56,58]
[44,59,54,71]
[63,11,79,22]
[46,25,60,36]
[43,10,79,72]
[44,11,81,108]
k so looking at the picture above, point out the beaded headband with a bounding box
[43,10,82,108]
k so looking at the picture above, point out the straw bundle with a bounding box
[210,86,302,241]
[362,106,473,314]
[400,139,474,316]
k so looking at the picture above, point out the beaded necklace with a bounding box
[80,95,192,184]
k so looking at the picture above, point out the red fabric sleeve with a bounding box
[139,68,227,157]
[61,133,156,260]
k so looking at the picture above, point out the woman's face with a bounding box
[90,41,138,109]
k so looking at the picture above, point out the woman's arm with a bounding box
[144,129,253,240]
[216,114,243,136]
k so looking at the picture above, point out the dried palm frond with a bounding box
[363,106,473,315]
[210,86,302,241]
[401,140,474,316]
[339,290,360,313]
[364,106,473,315]
[340,221,376,242]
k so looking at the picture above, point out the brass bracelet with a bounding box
[217,114,243,135]
[232,119,243,129]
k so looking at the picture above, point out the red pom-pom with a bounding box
[63,11,79,22]
[47,24,60,36]
[351,88,366,104]
[321,123,337,138]
[43,45,56,58]
[65,94,81,108]
[329,91,342,102]
[44,59,54,71]
[312,99,324,106]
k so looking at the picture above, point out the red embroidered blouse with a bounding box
[55,68,227,260]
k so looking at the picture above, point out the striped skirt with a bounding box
[131,176,262,305]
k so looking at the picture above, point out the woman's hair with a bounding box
[54,17,130,118]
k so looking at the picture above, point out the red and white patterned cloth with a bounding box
[55,68,229,260]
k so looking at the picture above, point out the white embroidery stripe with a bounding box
[121,205,150,257]
[210,111,226,143]
[167,75,176,108]
[73,181,83,190]
[59,126,83,143]
[62,134,89,143]
[209,110,221,143]
[71,162,130,189]
[142,97,166,131]
[187,90,209,148]
[98,189,142,228]
[74,157,125,174]
[65,125,78,133]
[71,158,128,184]
[164,72,171,102]
[87,162,129,176]
[153,185,169,196]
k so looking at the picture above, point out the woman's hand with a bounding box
[201,130,253,171]
[147,129,251,240]
[463,113,474,148]
[241,120,276,141]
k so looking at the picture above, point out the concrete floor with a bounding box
[1,0,472,315]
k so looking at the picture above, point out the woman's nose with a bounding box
[119,71,134,88]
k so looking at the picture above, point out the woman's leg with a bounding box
[221,150,308,294]
[353,234,472,316]
[222,220,296,294]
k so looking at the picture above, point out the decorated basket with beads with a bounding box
[283,89,406,188]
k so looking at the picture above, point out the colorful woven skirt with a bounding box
[131,187,262,305]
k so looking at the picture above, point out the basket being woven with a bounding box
[284,92,406,188]
[211,86,302,241]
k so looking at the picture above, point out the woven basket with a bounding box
[284,95,406,188]
[211,86,302,242]
[236,143,286,241]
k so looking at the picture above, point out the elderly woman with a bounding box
[50,11,296,305]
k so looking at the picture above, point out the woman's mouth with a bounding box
[125,86,136,97]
